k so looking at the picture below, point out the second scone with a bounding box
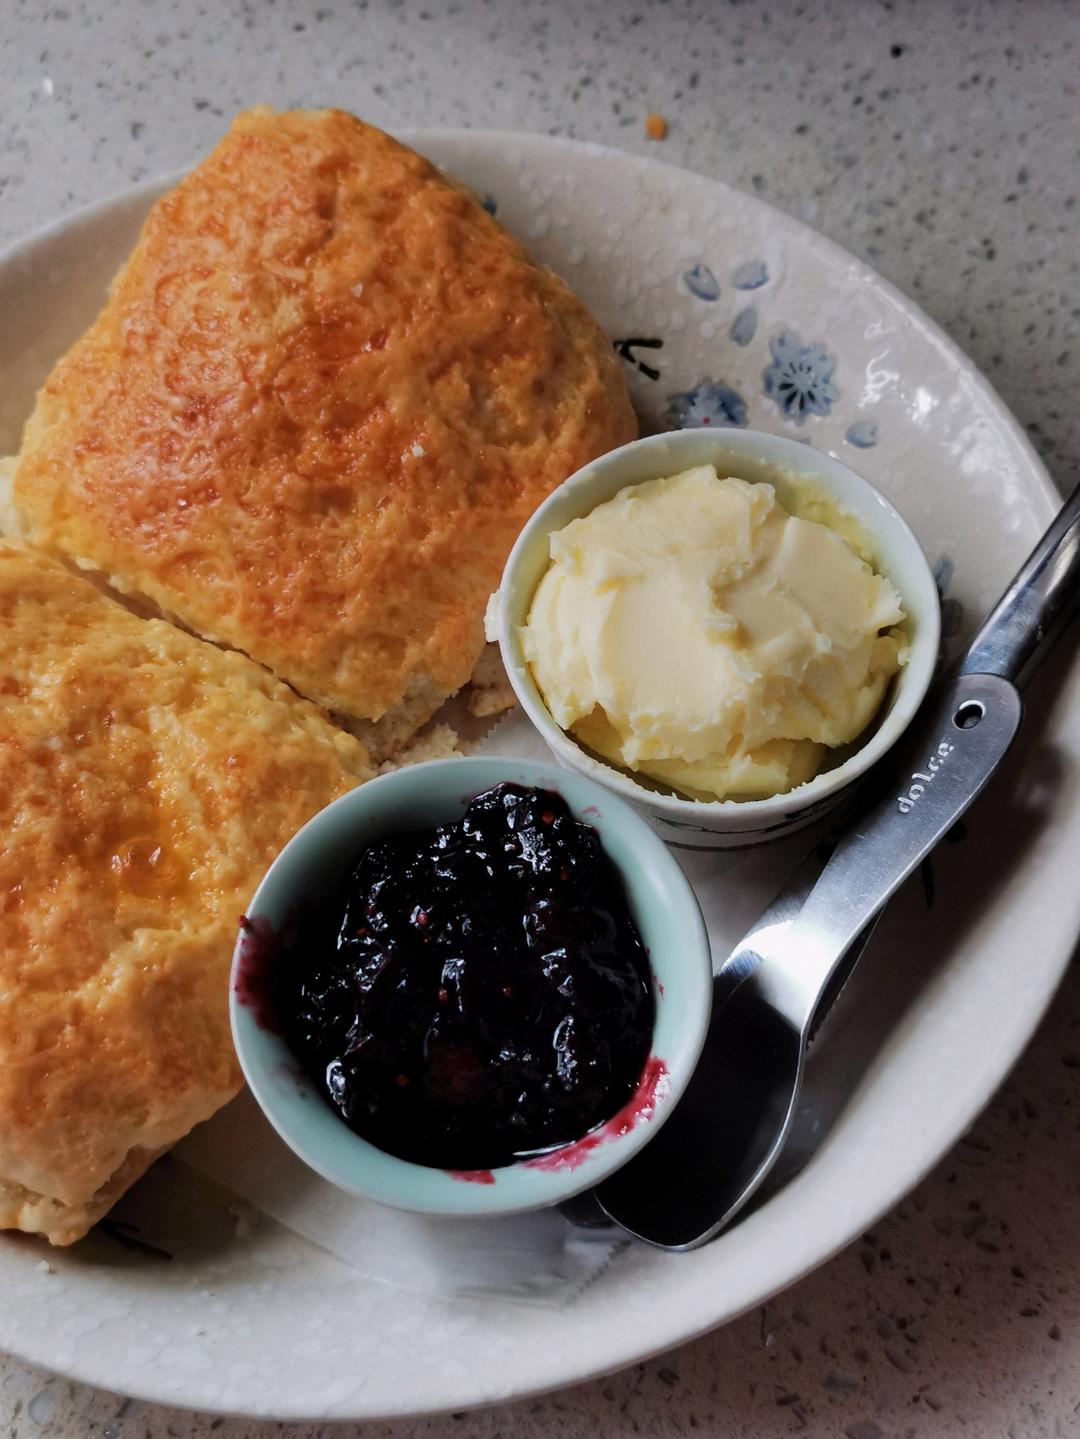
[0,541,373,1246]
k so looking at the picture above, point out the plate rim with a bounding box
[0,129,1075,1420]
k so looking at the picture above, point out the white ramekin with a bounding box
[491,428,941,849]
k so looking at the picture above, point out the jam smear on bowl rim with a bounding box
[520,1054,670,1174]
[233,914,283,1034]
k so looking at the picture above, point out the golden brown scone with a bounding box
[466,644,516,719]
[0,541,373,1245]
[0,456,17,535]
[13,107,637,758]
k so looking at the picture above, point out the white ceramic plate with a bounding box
[1,132,1077,1420]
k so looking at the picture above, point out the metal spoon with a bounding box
[592,480,1080,1250]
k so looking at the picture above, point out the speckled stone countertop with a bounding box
[1,1,1078,1435]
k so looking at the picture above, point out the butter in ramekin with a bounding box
[520,465,906,802]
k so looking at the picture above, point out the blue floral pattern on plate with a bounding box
[933,555,965,644]
[733,260,769,290]
[762,333,838,422]
[683,264,720,301]
[627,247,878,442]
[666,379,748,429]
[729,306,758,347]
[845,420,879,449]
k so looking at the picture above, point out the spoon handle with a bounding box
[756,479,1080,1032]
[757,671,1022,1032]
[960,479,1080,687]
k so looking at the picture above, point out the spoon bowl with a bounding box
[596,971,806,1249]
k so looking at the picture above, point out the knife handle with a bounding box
[961,480,1080,690]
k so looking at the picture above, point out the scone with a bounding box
[12,107,636,758]
[0,456,17,536]
[0,542,373,1245]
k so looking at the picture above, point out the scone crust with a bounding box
[0,542,372,1242]
[14,107,637,731]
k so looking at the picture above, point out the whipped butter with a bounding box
[521,465,906,801]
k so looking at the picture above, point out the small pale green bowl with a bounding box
[230,756,712,1218]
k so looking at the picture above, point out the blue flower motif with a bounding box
[481,194,498,216]
[845,420,879,449]
[733,260,769,290]
[933,555,964,640]
[683,263,720,301]
[666,379,748,430]
[730,306,758,347]
[762,333,838,422]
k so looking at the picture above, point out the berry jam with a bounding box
[277,783,654,1170]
